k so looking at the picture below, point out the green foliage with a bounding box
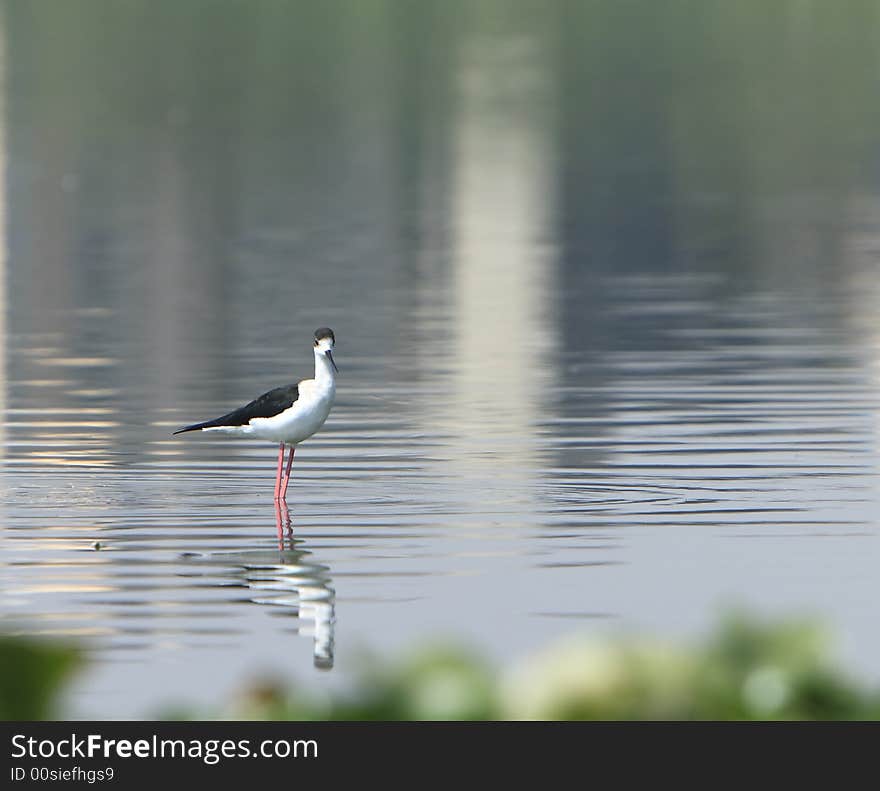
[223,645,496,721]
[692,612,878,720]
[211,611,880,720]
[499,612,880,720]
[0,636,82,720]
[7,612,880,720]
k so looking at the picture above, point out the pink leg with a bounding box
[274,498,292,546]
[280,499,292,537]
[273,442,285,500]
[280,445,296,500]
[274,498,284,540]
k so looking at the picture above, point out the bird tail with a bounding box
[173,418,225,435]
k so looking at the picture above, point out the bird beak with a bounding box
[327,350,339,372]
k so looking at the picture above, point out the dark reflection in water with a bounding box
[183,503,335,670]
[2,1,880,717]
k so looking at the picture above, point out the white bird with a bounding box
[174,327,338,500]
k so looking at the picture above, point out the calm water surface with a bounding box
[3,2,880,717]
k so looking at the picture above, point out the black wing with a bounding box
[173,383,300,435]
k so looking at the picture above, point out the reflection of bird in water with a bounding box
[193,503,336,669]
[173,327,338,502]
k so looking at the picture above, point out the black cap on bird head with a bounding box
[314,327,338,371]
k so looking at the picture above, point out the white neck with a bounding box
[314,349,336,388]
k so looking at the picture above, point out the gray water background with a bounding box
[3,1,880,717]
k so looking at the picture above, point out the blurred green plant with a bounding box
[214,611,880,720]
[0,636,82,720]
[220,645,497,721]
[5,612,880,720]
[498,612,880,720]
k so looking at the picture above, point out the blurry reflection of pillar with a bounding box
[445,22,557,502]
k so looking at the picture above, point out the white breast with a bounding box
[247,378,335,444]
